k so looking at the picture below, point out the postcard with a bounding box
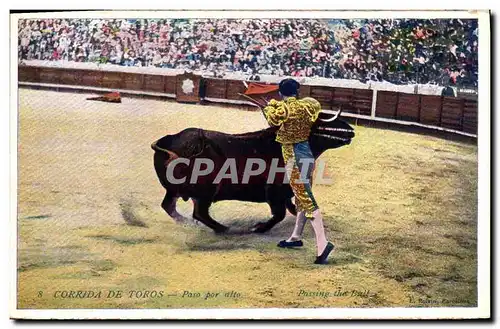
[10,9,490,320]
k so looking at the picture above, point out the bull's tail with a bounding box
[153,150,170,190]
[152,142,175,193]
[151,140,169,153]
[152,138,182,192]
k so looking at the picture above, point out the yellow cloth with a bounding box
[281,143,318,219]
[263,97,322,144]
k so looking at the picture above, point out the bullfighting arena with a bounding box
[17,88,478,308]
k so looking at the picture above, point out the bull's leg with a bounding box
[251,199,287,233]
[285,198,297,216]
[251,185,288,233]
[192,199,229,234]
[161,191,189,223]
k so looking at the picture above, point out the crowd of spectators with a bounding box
[18,18,478,88]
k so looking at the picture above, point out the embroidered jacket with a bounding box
[263,97,321,144]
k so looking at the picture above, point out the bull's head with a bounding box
[309,107,355,158]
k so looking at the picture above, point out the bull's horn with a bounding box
[320,107,343,122]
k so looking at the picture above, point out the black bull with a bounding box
[151,112,355,233]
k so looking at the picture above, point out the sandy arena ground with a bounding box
[17,88,478,309]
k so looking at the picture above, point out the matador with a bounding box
[263,78,335,264]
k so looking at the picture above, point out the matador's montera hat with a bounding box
[278,78,300,97]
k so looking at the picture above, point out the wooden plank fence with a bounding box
[18,65,478,136]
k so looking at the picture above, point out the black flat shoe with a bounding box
[277,240,303,248]
[314,242,335,264]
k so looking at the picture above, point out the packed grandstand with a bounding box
[18,18,478,89]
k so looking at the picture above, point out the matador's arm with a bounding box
[263,99,289,126]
